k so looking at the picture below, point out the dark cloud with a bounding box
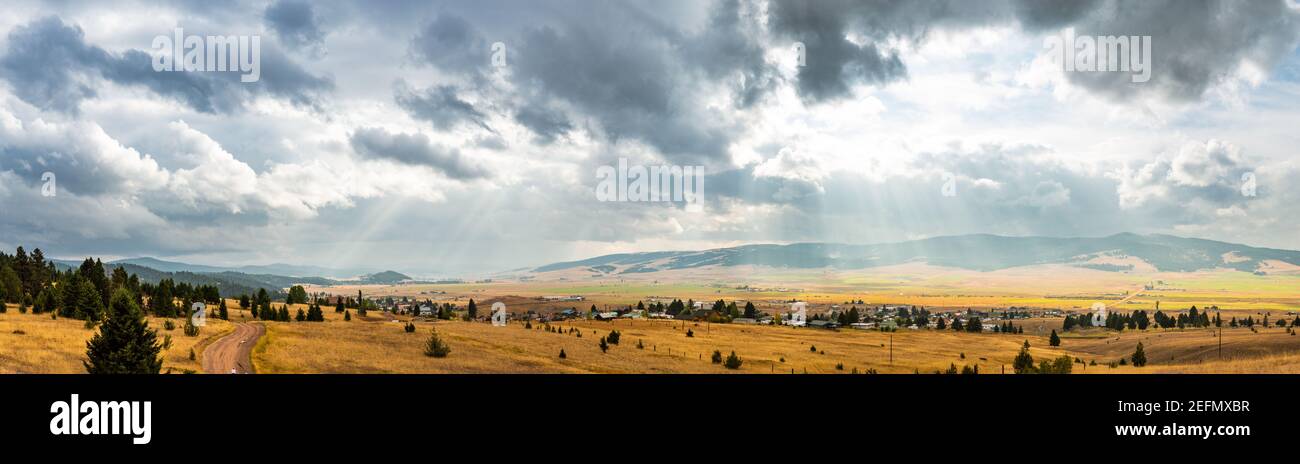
[513,101,572,144]
[393,80,493,132]
[685,0,779,108]
[349,127,489,179]
[264,0,327,55]
[407,13,489,77]
[0,16,333,114]
[1010,0,1103,30]
[510,3,735,164]
[1055,0,1300,102]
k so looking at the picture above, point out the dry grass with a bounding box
[8,297,1300,374]
[252,315,1072,374]
[0,303,235,374]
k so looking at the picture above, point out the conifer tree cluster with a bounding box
[84,289,165,374]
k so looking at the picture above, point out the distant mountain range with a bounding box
[104,257,373,279]
[533,233,1300,275]
[50,257,413,298]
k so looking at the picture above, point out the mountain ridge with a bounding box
[532,233,1300,275]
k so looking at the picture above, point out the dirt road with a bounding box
[202,322,265,374]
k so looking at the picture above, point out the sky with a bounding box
[0,0,1299,276]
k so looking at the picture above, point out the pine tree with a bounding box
[218,299,229,320]
[84,289,164,374]
[423,327,451,357]
[306,304,324,322]
[1131,341,1147,367]
[1013,340,1035,374]
[599,336,609,353]
[724,351,743,369]
[467,299,478,319]
[1049,329,1061,347]
[344,310,351,321]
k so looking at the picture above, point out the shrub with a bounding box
[599,336,609,353]
[188,348,196,361]
[163,320,176,331]
[344,310,351,321]
[607,329,621,345]
[723,351,742,370]
[637,339,644,349]
[809,345,817,352]
[423,327,451,358]
[711,350,723,363]
[405,322,416,333]
[686,329,694,337]
[183,317,200,336]
[559,349,566,359]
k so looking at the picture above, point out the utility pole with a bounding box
[889,334,893,365]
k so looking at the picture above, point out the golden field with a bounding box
[0,302,235,374]
[4,286,1300,374]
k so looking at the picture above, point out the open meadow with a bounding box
[0,302,236,374]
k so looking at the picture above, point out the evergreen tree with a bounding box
[84,289,165,374]
[287,285,308,305]
[467,299,478,319]
[218,299,229,320]
[1131,341,1147,367]
[344,310,351,321]
[1049,329,1061,347]
[1013,340,1035,374]
[743,301,757,319]
[306,304,324,322]
[724,351,743,369]
[423,327,450,357]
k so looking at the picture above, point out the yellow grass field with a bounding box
[5,292,1300,374]
[0,303,235,374]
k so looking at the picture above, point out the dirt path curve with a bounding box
[202,322,265,374]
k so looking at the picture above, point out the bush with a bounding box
[423,327,451,358]
[559,349,566,359]
[405,322,416,333]
[163,320,176,331]
[188,348,196,360]
[607,329,621,345]
[599,336,609,353]
[723,351,742,370]
[183,317,200,336]
[711,350,723,363]
[344,310,351,321]
[686,329,694,337]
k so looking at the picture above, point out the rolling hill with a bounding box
[533,233,1300,275]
